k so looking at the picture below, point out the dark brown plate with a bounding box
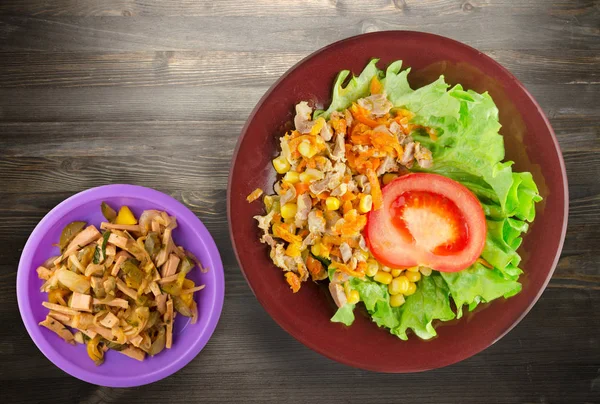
[227,31,568,372]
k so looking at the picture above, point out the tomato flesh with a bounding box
[365,173,486,272]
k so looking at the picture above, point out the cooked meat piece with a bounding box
[162,254,180,278]
[359,235,368,251]
[100,223,141,232]
[376,154,399,176]
[339,242,352,263]
[279,185,297,206]
[344,109,353,127]
[358,94,393,117]
[39,316,75,344]
[254,211,275,233]
[320,122,334,141]
[100,312,119,328]
[301,232,318,249]
[331,133,346,162]
[55,225,101,265]
[329,283,348,308]
[36,266,53,281]
[119,346,146,362]
[70,292,92,312]
[260,233,277,247]
[415,142,434,168]
[295,193,312,227]
[354,175,371,193]
[307,210,326,234]
[330,183,348,197]
[400,141,416,167]
[294,101,315,134]
[155,294,167,315]
[389,121,402,136]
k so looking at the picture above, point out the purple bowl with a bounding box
[16,184,225,387]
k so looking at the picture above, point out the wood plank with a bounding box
[0,83,596,123]
[0,49,597,89]
[0,0,596,18]
[0,14,598,53]
[0,288,598,402]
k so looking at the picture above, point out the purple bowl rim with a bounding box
[16,184,225,387]
[227,31,569,372]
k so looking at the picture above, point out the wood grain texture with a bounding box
[0,1,598,403]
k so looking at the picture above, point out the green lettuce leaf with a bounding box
[440,263,522,318]
[337,274,454,340]
[314,59,381,120]
[331,303,356,326]
[390,274,455,340]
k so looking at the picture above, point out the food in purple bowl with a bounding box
[17,185,224,387]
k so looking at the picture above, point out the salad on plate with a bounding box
[250,59,541,340]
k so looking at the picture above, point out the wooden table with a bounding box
[1,1,598,403]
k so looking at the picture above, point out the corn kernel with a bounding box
[357,250,369,261]
[407,266,420,272]
[286,243,301,257]
[405,282,417,296]
[374,271,393,285]
[390,293,405,308]
[382,173,399,185]
[298,141,316,158]
[405,270,421,283]
[391,268,403,277]
[281,203,297,219]
[283,171,300,184]
[273,156,290,174]
[389,276,410,295]
[358,194,373,213]
[347,290,360,304]
[325,197,341,211]
[381,266,391,273]
[420,267,433,276]
[366,260,379,277]
[310,244,321,256]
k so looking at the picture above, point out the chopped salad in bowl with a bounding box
[249,59,541,340]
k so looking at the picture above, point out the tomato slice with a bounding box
[365,173,486,272]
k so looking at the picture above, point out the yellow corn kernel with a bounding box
[319,243,331,259]
[281,203,297,220]
[366,260,379,277]
[325,197,341,211]
[407,266,420,272]
[357,250,369,261]
[347,290,360,304]
[420,266,433,276]
[405,270,421,283]
[382,173,399,185]
[343,281,352,296]
[283,171,300,184]
[405,282,417,296]
[309,117,326,136]
[358,194,373,213]
[391,268,403,277]
[381,266,391,273]
[390,293,406,308]
[286,243,302,257]
[389,275,410,295]
[115,206,137,225]
[310,244,321,257]
[297,141,315,158]
[374,271,393,285]
[272,156,290,174]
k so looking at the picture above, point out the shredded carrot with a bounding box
[370,76,383,95]
[342,200,353,215]
[246,188,264,203]
[285,272,301,293]
[366,168,383,210]
[427,127,438,141]
[295,159,307,172]
[330,261,365,278]
[350,103,380,128]
[273,224,302,244]
[294,182,310,195]
[331,117,347,135]
[297,229,309,238]
[341,192,357,202]
[306,255,324,277]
